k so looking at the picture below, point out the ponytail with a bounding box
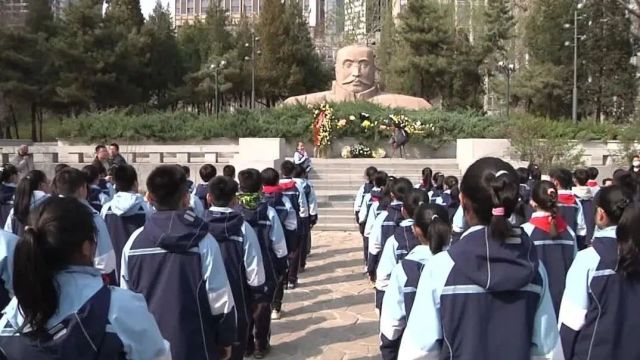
[616,205,640,277]
[414,203,451,254]
[532,180,560,239]
[12,197,96,338]
[488,170,518,240]
[13,170,47,224]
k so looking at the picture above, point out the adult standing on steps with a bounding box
[108,143,127,168]
[10,145,34,179]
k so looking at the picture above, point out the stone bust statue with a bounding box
[283,45,431,110]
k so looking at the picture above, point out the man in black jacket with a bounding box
[108,143,128,168]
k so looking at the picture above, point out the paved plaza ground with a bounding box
[270,231,379,359]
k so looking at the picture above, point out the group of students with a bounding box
[354,159,640,359]
[0,158,318,360]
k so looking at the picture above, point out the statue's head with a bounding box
[335,45,376,94]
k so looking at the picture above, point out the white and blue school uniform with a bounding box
[376,219,419,293]
[428,188,444,205]
[192,182,208,209]
[354,182,374,219]
[279,177,308,284]
[367,200,403,276]
[0,183,16,229]
[121,209,236,360]
[450,205,467,244]
[88,184,111,213]
[522,211,577,315]
[572,186,596,249]
[78,199,117,277]
[398,225,559,360]
[0,230,17,310]
[363,200,381,239]
[557,190,587,242]
[188,193,205,218]
[101,192,152,279]
[358,187,382,225]
[296,177,317,266]
[557,226,640,359]
[0,266,171,360]
[4,190,49,236]
[204,206,266,359]
[380,245,433,360]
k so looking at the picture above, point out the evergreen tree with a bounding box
[256,0,288,104]
[376,5,396,91]
[105,0,144,32]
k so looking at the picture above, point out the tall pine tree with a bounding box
[376,5,396,91]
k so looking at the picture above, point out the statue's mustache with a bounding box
[342,77,371,86]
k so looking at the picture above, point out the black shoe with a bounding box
[254,345,271,359]
[287,281,296,290]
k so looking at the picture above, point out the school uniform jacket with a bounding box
[235,202,289,300]
[192,183,208,209]
[0,266,170,360]
[376,219,420,292]
[4,190,49,237]
[79,199,117,276]
[367,201,403,275]
[101,192,151,277]
[398,225,559,360]
[557,190,587,239]
[451,205,467,244]
[296,178,318,219]
[279,178,308,246]
[204,206,266,337]
[354,183,374,217]
[557,226,640,360]
[358,187,382,225]
[572,186,595,249]
[0,184,16,229]
[0,231,17,310]
[121,209,236,360]
[88,184,110,213]
[188,193,205,218]
[262,188,298,252]
[522,212,577,315]
[380,245,434,360]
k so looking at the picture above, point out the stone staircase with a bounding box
[311,158,462,231]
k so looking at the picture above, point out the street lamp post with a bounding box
[564,2,585,124]
[498,61,516,119]
[244,35,260,109]
[210,60,226,119]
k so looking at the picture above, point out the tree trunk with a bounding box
[30,102,37,142]
[38,108,43,142]
[9,105,19,139]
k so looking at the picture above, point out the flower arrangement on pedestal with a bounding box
[311,103,335,158]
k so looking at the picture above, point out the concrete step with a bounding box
[314,222,359,231]
[318,214,357,225]
[318,207,355,217]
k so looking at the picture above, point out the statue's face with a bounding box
[335,46,375,94]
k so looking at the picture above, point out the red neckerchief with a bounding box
[262,185,282,194]
[587,180,598,188]
[530,214,568,234]
[558,193,577,205]
[279,180,297,191]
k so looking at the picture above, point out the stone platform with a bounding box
[270,231,378,359]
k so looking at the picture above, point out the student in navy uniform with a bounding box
[82,164,110,213]
[223,165,236,179]
[527,162,542,190]
[260,168,297,321]
[399,157,559,359]
[100,164,151,279]
[558,185,640,359]
[4,170,49,237]
[354,166,378,229]
[550,167,588,249]
[204,176,266,360]
[181,165,195,193]
[121,165,235,360]
[0,164,18,228]
[573,168,596,245]
[415,167,433,193]
[292,165,317,272]
[521,180,577,315]
[516,166,533,224]
[0,197,170,360]
[586,166,600,194]
[279,160,309,289]
[359,171,388,266]
[428,172,445,205]
[193,164,217,209]
[441,175,459,220]
[367,178,413,309]
[379,203,450,360]
[54,168,117,281]
[236,169,288,358]
[375,189,428,311]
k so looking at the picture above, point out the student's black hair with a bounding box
[379,176,396,209]
[54,163,69,175]
[82,165,100,184]
[13,197,96,339]
[516,167,529,185]
[199,164,217,183]
[616,202,640,277]
[403,189,428,218]
[365,166,378,183]
[147,165,188,210]
[181,165,190,177]
[0,164,18,183]
[374,171,388,188]
[391,177,413,202]
[238,168,261,193]
[281,160,295,177]
[14,170,47,224]
[413,203,451,254]
[208,176,238,207]
[460,157,519,240]
[532,180,561,239]
[613,170,638,199]
[613,168,627,179]
[94,144,106,153]
[113,164,137,192]
[573,168,589,187]
[223,165,235,178]
[444,176,458,190]
[602,178,613,186]
[53,168,87,197]
[587,167,599,181]
[261,168,280,186]
[109,143,119,151]
[421,167,433,182]
[528,163,541,181]
[432,172,445,191]
[292,164,306,179]
[596,185,631,226]
[549,167,573,190]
